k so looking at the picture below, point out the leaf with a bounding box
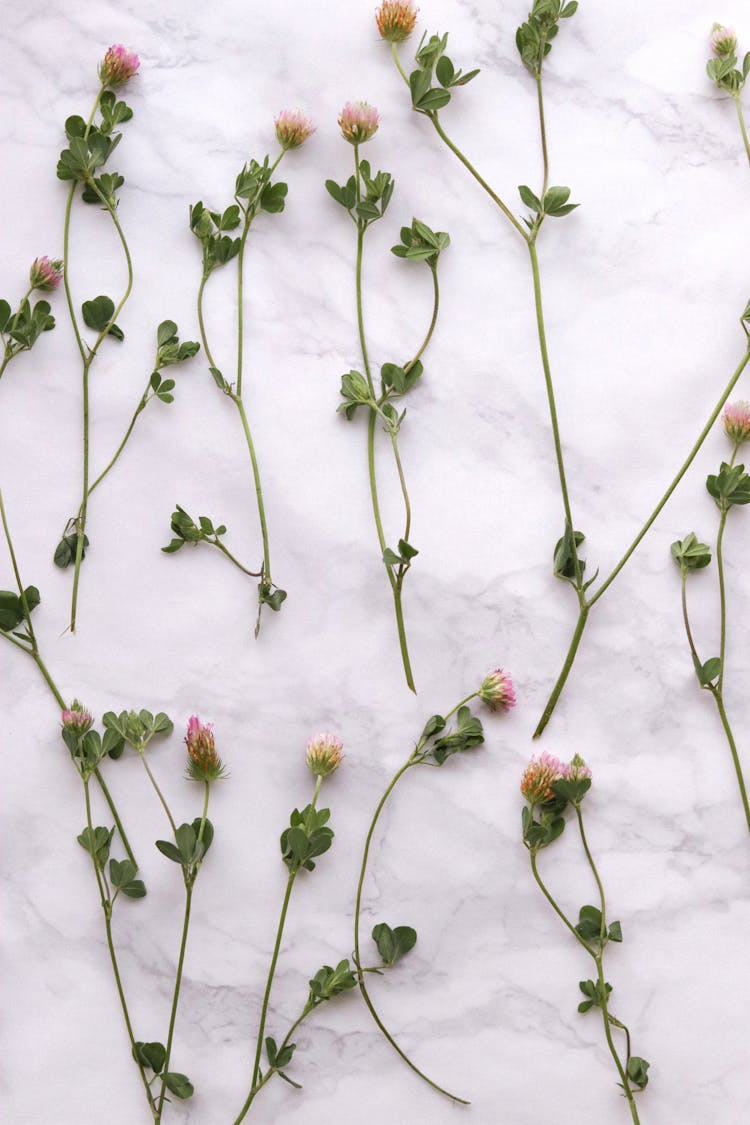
[157,320,178,346]
[175,823,197,864]
[209,366,229,392]
[260,181,288,214]
[372,923,418,966]
[421,713,446,741]
[608,920,623,943]
[518,184,542,212]
[134,1042,166,1074]
[81,295,115,332]
[120,879,147,899]
[626,1056,650,1090]
[415,87,452,112]
[697,657,722,686]
[162,1072,194,1099]
[155,839,183,864]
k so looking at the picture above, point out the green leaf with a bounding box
[157,320,178,347]
[553,523,586,583]
[575,904,603,942]
[162,1072,194,1099]
[626,1056,650,1090]
[420,713,446,741]
[436,55,455,87]
[120,879,147,899]
[0,300,11,332]
[671,533,711,571]
[608,920,623,943]
[155,839,183,864]
[415,87,452,112]
[697,656,722,686]
[308,959,357,1001]
[175,823,197,864]
[209,367,229,392]
[81,295,115,332]
[372,923,417,966]
[518,185,542,212]
[260,182,288,214]
[133,1042,166,1074]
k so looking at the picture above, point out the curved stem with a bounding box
[404,266,439,375]
[390,432,411,543]
[197,270,220,370]
[529,848,593,954]
[391,42,410,85]
[84,779,156,1119]
[353,757,468,1103]
[86,394,147,502]
[734,94,750,165]
[155,883,193,1121]
[427,115,528,242]
[139,754,177,836]
[575,805,607,933]
[212,537,262,577]
[680,569,703,672]
[532,603,589,739]
[714,692,750,834]
[589,346,750,607]
[94,767,138,871]
[716,508,729,693]
[250,871,297,1089]
[233,395,271,588]
[595,953,640,1124]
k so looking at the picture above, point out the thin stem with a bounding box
[680,570,703,673]
[155,884,193,1121]
[595,953,640,1125]
[529,848,593,954]
[140,754,177,836]
[536,73,549,200]
[400,265,439,377]
[589,346,750,606]
[575,805,606,932]
[250,871,297,1089]
[427,115,529,242]
[212,537,262,577]
[86,394,147,501]
[233,395,271,589]
[94,767,138,871]
[391,42,410,85]
[232,1004,313,1124]
[713,692,750,834]
[716,507,729,693]
[734,94,750,166]
[532,604,589,739]
[528,239,581,585]
[197,270,219,370]
[390,432,411,543]
[84,779,156,1119]
[353,757,468,1103]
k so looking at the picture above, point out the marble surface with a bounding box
[2,1,750,1122]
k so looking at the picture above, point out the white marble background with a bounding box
[2,1,750,1121]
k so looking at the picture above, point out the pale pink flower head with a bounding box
[29,256,63,292]
[561,753,592,783]
[711,23,737,56]
[99,45,140,88]
[722,400,750,445]
[479,668,516,713]
[338,101,380,145]
[306,732,344,778]
[274,109,316,150]
[376,1,418,43]
[520,752,564,804]
[185,715,225,782]
[61,701,94,736]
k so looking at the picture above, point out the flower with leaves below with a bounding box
[61,701,94,736]
[479,668,516,713]
[338,101,380,145]
[722,400,750,445]
[274,109,316,150]
[99,44,140,88]
[711,23,737,56]
[521,752,564,804]
[29,256,63,292]
[306,732,344,777]
[185,715,225,782]
[376,1,418,43]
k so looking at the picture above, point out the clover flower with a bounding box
[722,400,750,445]
[376,1,418,43]
[61,702,94,735]
[521,752,564,803]
[479,668,516,712]
[29,256,63,292]
[185,715,225,782]
[711,23,737,56]
[275,109,316,150]
[306,732,344,777]
[99,45,140,87]
[338,101,380,144]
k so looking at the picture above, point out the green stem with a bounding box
[353,757,468,1103]
[233,395,271,589]
[716,507,729,693]
[532,603,589,739]
[404,266,439,374]
[734,94,750,166]
[713,691,750,834]
[595,953,640,1125]
[680,569,703,673]
[197,270,219,370]
[529,848,593,954]
[140,754,177,836]
[427,115,528,242]
[94,767,138,871]
[86,394,147,502]
[212,537,261,577]
[155,883,193,1121]
[84,779,156,1119]
[575,805,607,933]
[536,73,549,200]
[250,870,297,1090]
[232,1004,313,1123]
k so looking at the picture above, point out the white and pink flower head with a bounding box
[185,715,225,782]
[479,668,516,713]
[376,1,418,43]
[722,400,750,445]
[338,101,380,145]
[710,23,737,56]
[274,109,316,151]
[306,732,344,778]
[561,753,592,783]
[29,256,63,292]
[99,45,140,88]
[521,752,564,804]
[61,702,94,736]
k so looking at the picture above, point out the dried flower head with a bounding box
[29,256,63,292]
[274,109,316,150]
[376,1,418,43]
[561,753,592,782]
[479,668,516,712]
[306,732,344,777]
[521,752,564,804]
[185,715,225,782]
[711,23,737,56]
[722,400,750,445]
[338,101,380,145]
[99,44,140,88]
[61,701,94,735]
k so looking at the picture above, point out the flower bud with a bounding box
[561,753,591,782]
[99,44,140,87]
[29,256,63,292]
[338,102,380,145]
[722,400,750,445]
[711,23,737,56]
[61,701,94,736]
[185,715,225,782]
[375,1,418,43]
[274,109,316,150]
[306,732,343,777]
[479,668,516,712]
[520,753,564,803]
